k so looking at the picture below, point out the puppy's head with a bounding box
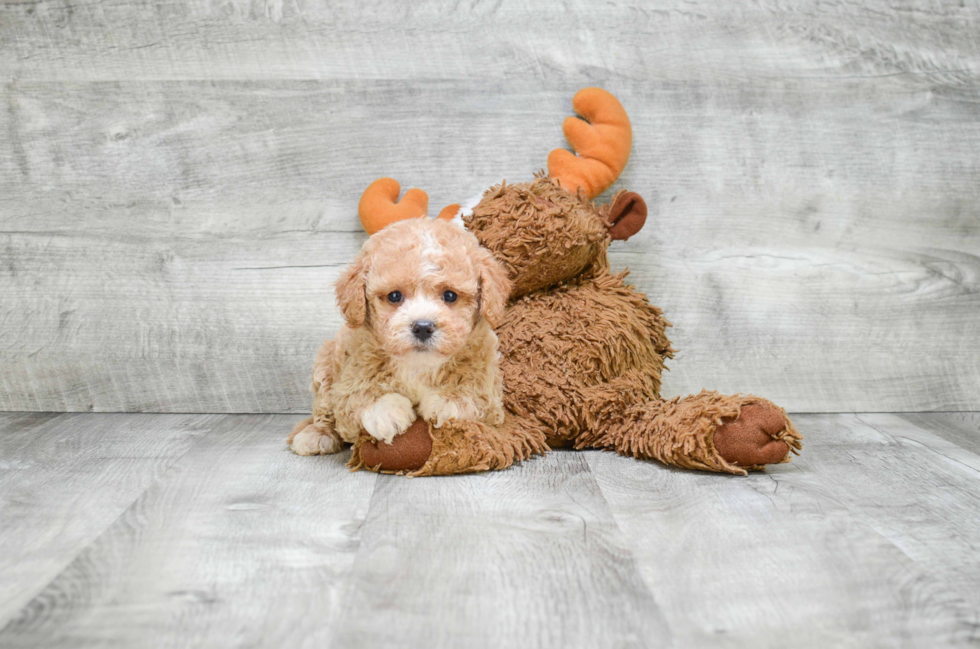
[336,218,511,362]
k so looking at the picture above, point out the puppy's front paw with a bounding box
[361,393,416,444]
[419,394,464,428]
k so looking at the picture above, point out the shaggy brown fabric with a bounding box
[467,176,608,298]
[411,415,549,477]
[350,415,547,476]
[496,268,674,443]
[585,391,802,476]
[362,176,802,475]
[469,177,799,474]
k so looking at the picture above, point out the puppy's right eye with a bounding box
[386,291,403,304]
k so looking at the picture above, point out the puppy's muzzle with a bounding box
[411,320,437,343]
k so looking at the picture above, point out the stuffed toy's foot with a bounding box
[714,402,798,468]
[350,415,548,476]
[355,418,433,473]
[581,390,802,475]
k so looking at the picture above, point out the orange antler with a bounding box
[358,178,429,235]
[547,88,632,199]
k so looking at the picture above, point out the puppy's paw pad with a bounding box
[362,394,416,444]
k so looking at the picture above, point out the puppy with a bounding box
[288,217,512,456]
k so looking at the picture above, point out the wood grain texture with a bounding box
[900,412,980,456]
[3,412,980,647]
[0,412,218,625]
[332,453,670,649]
[1,0,979,412]
[1,0,978,83]
[0,413,378,647]
[587,413,980,647]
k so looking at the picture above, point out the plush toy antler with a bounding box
[358,88,630,233]
[358,178,458,235]
[358,178,429,235]
[547,88,632,199]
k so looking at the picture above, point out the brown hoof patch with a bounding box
[359,417,433,472]
[714,403,791,467]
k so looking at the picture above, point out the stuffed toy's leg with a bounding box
[351,415,548,476]
[578,389,802,476]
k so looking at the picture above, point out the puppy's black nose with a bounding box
[411,320,437,342]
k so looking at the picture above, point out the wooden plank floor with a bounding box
[1,413,978,648]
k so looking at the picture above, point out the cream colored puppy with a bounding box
[288,217,511,456]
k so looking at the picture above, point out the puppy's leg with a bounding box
[288,338,345,456]
[361,393,416,444]
[288,416,345,456]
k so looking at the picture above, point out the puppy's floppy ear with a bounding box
[335,254,369,328]
[473,246,512,326]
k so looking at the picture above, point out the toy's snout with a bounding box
[605,191,647,241]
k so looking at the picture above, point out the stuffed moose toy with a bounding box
[292,88,802,476]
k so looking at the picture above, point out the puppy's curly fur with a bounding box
[288,217,511,456]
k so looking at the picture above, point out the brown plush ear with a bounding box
[335,255,369,328]
[473,247,512,326]
[604,190,647,241]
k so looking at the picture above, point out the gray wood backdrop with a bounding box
[1,0,978,413]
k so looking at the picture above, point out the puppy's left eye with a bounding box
[442,290,458,303]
